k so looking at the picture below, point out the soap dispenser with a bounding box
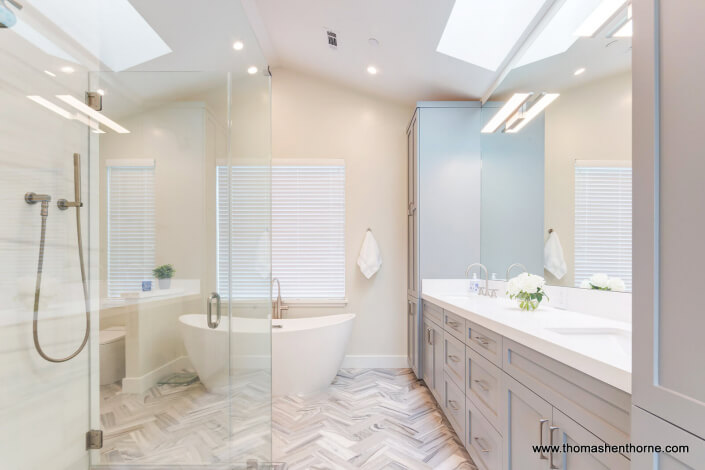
[469,273,480,295]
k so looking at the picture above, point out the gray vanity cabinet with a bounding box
[502,374,552,470]
[422,315,444,402]
[551,409,630,470]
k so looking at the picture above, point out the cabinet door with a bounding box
[406,114,419,298]
[632,0,705,440]
[551,409,629,470]
[407,297,418,375]
[502,373,552,470]
[432,322,444,402]
[631,406,705,470]
[422,318,434,389]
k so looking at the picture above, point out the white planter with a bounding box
[158,278,171,290]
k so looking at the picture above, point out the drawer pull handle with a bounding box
[427,328,433,345]
[538,419,549,460]
[447,320,461,328]
[549,426,560,469]
[448,400,460,411]
[474,437,490,453]
[473,379,490,392]
[474,335,490,346]
[448,354,460,362]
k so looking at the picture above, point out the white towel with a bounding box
[544,231,567,279]
[357,230,382,279]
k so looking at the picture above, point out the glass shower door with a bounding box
[1,0,273,468]
[0,20,94,470]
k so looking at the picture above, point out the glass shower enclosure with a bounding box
[0,1,272,468]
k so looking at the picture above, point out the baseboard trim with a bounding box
[122,355,192,394]
[341,355,408,369]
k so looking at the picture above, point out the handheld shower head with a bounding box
[0,0,23,29]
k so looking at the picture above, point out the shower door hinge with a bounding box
[86,429,103,450]
[85,91,103,111]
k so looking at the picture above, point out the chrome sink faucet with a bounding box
[465,263,490,296]
[272,277,289,320]
[506,263,527,281]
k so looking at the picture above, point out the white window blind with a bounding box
[574,161,632,291]
[107,164,156,297]
[217,161,345,300]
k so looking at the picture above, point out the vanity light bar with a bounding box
[481,92,533,134]
[505,93,560,133]
[575,0,629,37]
[56,94,130,134]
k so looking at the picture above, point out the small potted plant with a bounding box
[507,273,549,311]
[153,264,175,290]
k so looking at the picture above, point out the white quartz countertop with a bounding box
[422,287,632,394]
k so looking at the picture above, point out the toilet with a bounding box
[100,327,126,386]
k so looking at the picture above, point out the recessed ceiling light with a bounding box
[574,67,586,75]
[575,0,628,37]
[506,93,560,133]
[233,41,244,51]
[60,66,75,74]
[367,65,378,75]
[481,93,533,133]
[56,94,130,133]
[96,89,105,96]
[247,66,258,75]
[44,70,56,77]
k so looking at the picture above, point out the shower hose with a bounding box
[32,200,90,363]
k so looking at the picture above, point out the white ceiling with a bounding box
[245,0,631,105]
[243,0,499,103]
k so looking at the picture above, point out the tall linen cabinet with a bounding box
[406,102,482,376]
[632,0,705,468]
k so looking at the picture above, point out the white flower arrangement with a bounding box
[580,274,626,292]
[507,273,549,311]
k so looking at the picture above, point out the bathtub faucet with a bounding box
[272,277,289,319]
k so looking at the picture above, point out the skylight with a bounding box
[27,0,171,71]
[12,19,79,63]
[436,0,546,72]
[515,0,602,68]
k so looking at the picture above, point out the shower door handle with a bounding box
[207,292,221,329]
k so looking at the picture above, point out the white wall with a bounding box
[544,72,632,287]
[271,69,412,365]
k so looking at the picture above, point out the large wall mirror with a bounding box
[480,2,632,292]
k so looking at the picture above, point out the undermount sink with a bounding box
[546,327,631,356]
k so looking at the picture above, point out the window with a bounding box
[574,160,632,291]
[107,161,156,297]
[217,160,345,300]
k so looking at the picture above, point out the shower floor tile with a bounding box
[99,368,475,469]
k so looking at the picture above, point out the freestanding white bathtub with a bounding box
[179,313,355,396]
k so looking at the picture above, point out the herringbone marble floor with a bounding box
[99,368,476,469]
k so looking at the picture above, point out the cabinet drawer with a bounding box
[443,372,466,442]
[444,331,465,390]
[423,300,443,326]
[466,346,501,433]
[466,396,502,470]
[466,319,502,367]
[444,310,466,341]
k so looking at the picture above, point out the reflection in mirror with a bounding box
[480,0,632,292]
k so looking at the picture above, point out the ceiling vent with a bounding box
[326,30,338,49]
